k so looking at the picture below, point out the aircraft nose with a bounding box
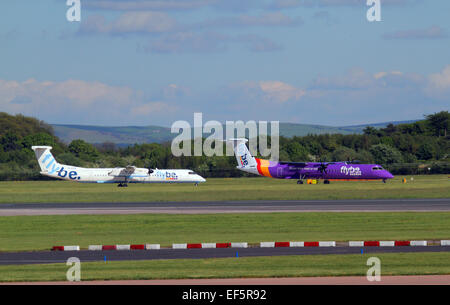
[384,171,394,179]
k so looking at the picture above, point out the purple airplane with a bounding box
[228,138,394,184]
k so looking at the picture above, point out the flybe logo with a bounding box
[41,153,60,175]
[340,166,362,176]
[165,172,178,180]
[240,154,249,167]
[58,167,80,180]
[41,153,80,180]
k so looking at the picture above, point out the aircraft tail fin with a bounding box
[31,146,61,174]
[225,138,257,169]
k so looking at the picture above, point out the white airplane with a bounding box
[32,146,206,187]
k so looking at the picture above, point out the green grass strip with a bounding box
[1,212,449,251]
[0,175,448,204]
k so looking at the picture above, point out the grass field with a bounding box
[0,175,448,282]
[0,252,449,282]
[1,212,449,251]
[0,175,448,204]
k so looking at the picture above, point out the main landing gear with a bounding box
[297,179,331,184]
[117,183,128,187]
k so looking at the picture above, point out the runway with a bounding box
[7,275,449,285]
[1,198,449,216]
[1,246,449,266]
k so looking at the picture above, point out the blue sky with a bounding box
[0,0,449,126]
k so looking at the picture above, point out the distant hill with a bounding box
[52,120,419,146]
[52,124,173,146]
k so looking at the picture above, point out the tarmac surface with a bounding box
[4,275,449,285]
[1,198,449,216]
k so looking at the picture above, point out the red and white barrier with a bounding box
[172,243,233,249]
[58,239,446,251]
[52,246,80,251]
[350,240,429,247]
[259,241,336,248]
[200,243,231,248]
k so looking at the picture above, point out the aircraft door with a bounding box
[277,167,283,177]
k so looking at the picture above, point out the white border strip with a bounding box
[201,243,216,248]
[260,242,275,248]
[116,244,131,251]
[349,241,364,247]
[172,243,187,249]
[231,242,248,248]
[289,242,304,247]
[146,244,160,250]
[380,241,395,247]
[319,241,336,247]
[410,240,427,246]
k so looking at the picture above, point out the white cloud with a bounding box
[84,0,214,11]
[228,80,305,104]
[428,65,450,90]
[269,0,419,9]
[0,79,181,125]
[130,101,178,116]
[383,26,448,40]
[425,65,450,99]
[195,12,303,28]
[144,31,229,53]
[80,12,177,35]
[259,81,306,103]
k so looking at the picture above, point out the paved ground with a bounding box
[1,198,449,216]
[2,275,449,285]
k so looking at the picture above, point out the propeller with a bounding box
[317,162,328,175]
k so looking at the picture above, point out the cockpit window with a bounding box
[372,167,383,170]
[188,171,197,175]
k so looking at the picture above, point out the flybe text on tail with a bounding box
[41,153,61,174]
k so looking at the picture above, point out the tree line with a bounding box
[0,111,448,180]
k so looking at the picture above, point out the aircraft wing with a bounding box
[278,161,308,170]
[108,166,136,177]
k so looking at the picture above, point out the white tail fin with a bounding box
[225,138,257,169]
[31,146,61,174]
